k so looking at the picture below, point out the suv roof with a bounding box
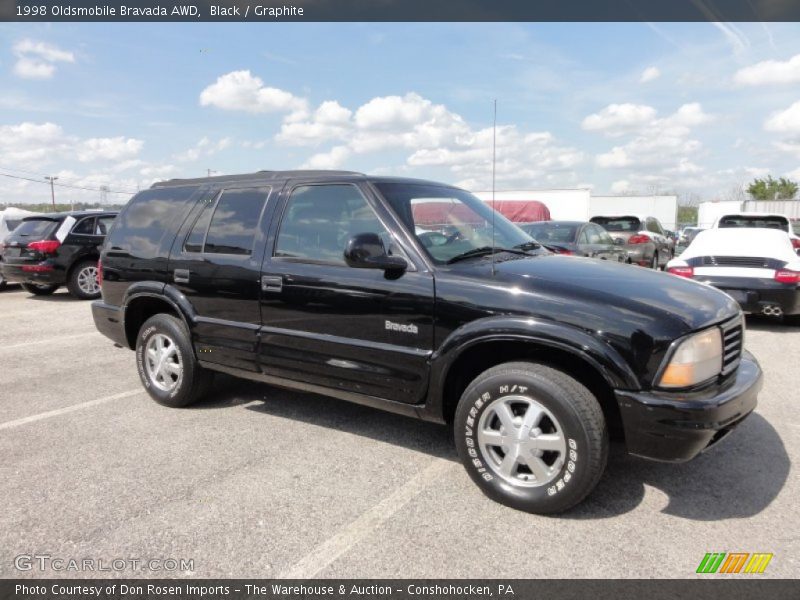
[152,170,367,188]
[151,170,465,190]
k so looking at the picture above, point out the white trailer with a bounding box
[743,200,800,220]
[589,195,678,231]
[697,200,744,229]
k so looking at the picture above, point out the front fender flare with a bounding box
[423,316,640,421]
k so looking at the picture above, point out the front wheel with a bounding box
[0,271,7,291]
[454,362,608,514]
[22,283,59,295]
[136,314,214,408]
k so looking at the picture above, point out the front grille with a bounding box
[703,256,769,268]
[720,316,743,377]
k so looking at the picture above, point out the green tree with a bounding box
[746,175,798,200]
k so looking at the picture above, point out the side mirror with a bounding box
[344,232,408,271]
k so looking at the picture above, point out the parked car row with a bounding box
[667,211,800,322]
[0,210,117,299]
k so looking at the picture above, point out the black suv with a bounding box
[92,171,762,513]
[1,210,117,299]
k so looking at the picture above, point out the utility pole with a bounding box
[45,176,58,211]
[207,168,218,178]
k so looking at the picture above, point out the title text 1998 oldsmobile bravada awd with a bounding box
[92,170,763,513]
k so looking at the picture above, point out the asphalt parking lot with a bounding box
[1,285,797,579]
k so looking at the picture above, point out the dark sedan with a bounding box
[520,220,627,262]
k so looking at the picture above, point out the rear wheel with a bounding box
[67,259,101,299]
[0,271,7,291]
[136,314,214,408]
[651,252,659,270]
[22,283,59,295]
[454,362,608,514]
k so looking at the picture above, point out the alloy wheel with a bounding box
[477,395,567,487]
[144,333,183,393]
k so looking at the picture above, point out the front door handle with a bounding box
[174,269,190,284]
[261,275,283,293]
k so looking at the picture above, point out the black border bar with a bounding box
[2,580,799,600]
[3,0,800,22]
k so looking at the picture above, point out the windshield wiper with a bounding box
[513,241,542,251]
[446,246,532,264]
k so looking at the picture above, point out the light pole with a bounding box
[45,176,58,211]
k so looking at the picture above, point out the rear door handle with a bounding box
[261,275,283,293]
[173,269,190,284]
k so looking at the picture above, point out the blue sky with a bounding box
[1,22,800,204]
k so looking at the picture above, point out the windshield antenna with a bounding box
[491,99,497,277]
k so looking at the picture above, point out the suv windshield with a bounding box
[718,215,790,232]
[374,182,537,264]
[11,218,58,239]
[590,216,641,232]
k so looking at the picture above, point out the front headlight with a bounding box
[658,327,723,388]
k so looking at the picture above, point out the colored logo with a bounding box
[696,552,773,574]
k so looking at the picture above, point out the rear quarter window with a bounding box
[106,186,199,258]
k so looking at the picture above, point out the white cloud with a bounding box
[734,54,800,86]
[0,121,69,163]
[277,101,353,146]
[610,179,632,193]
[640,66,661,83]
[199,70,306,114]
[301,146,351,169]
[765,101,800,134]
[12,39,75,80]
[77,136,144,162]
[581,103,657,136]
[589,103,711,176]
[175,137,232,162]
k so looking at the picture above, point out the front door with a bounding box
[258,181,435,404]
[169,186,273,372]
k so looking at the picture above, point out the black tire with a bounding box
[135,314,214,408]
[651,252,659,270]
[67,259,101,300]
[0,271,7,291]
[454,362,608,514]
[22,283,59,295]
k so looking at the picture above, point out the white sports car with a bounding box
[666,228,800,320]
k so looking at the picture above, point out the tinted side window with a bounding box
[183,198,215,253]
[591,224,614,245]
[95,216,115,236]
[585,225,603,244]
[275,184,388,264]
[107,186,198,259]
[72,217,95,235]
[204,188,270,256]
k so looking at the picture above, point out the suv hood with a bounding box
[448,253,739,333]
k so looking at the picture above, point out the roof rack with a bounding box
[151,169,365,188]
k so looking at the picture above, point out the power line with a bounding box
[0,170,136,195]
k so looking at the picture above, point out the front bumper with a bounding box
[0,262,64,286]
[693,275,800,316]
[616,351,762,462]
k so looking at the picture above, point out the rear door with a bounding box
[169,185,274,372]
[258,180,435,404]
